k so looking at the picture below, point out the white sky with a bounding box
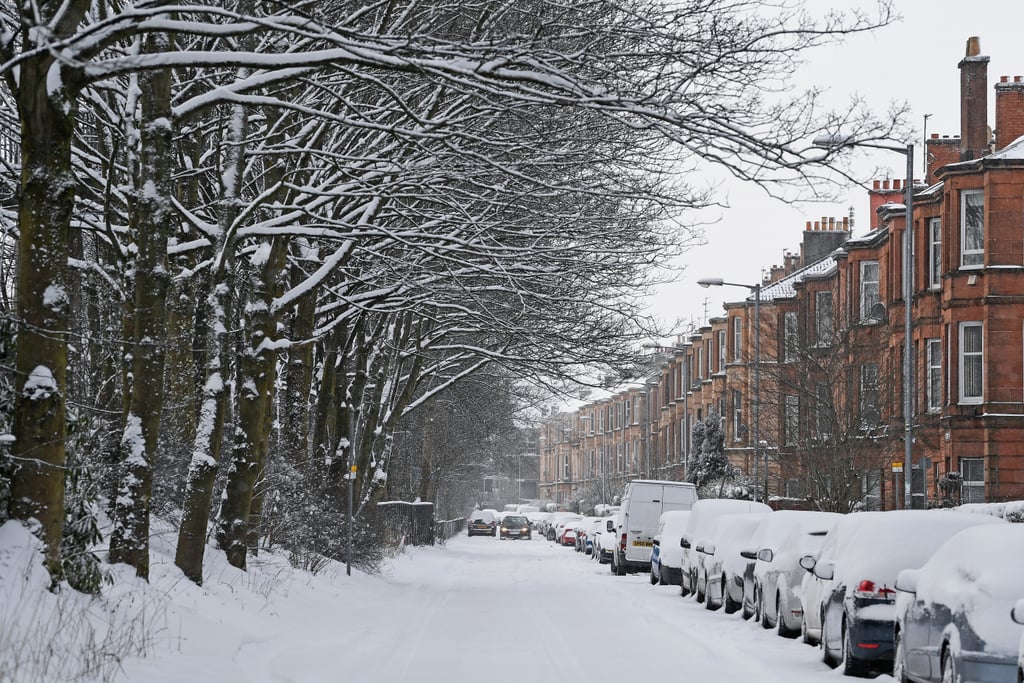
[645,0,1024,333]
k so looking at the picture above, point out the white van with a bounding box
[611,479,698,576]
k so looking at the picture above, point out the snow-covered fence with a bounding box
[435,517,467,543]
[375,501,436,547]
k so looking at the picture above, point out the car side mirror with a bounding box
[680,537,691,549]
[606,521,614,532]
[798,554,816,572]
[757,548,773,563]
[895,569,919,594]
[813,560,835,581]
[700,543,715,555]
[1011,599,1024,625]
[739,548,757,560]
[653,538,660,546]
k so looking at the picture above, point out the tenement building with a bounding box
[539,36,1024,511]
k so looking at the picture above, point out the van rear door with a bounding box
[624,485,664,563]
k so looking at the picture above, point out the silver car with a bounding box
[893,523,1024,683]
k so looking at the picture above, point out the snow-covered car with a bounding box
[679,499,772,598]
[545,512,581,542]
[592,518,617,564]
[580,517,606,555]
[799,510,1005,676]
[467,509,498,537]
[650,510,689,586]
[698,512,768,612]
[743,510,841,635]
[893,523,1024,683]
[1013,599,1024,683]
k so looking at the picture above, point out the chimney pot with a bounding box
[894,179,902,190]
[883,179,890,189]
[1001,75,1009,83]
[873,180,881,190]
[966,36,980,57]
[931,133,940,139]
[805,221,812,231]
[1016,76,1023,83]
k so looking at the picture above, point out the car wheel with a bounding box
[821,612,837,667]
[724,580,740,614]
[753,586,763,624]
[695,573,706,603]
[893,631,909,683]
[650,568,658,586]
[841,617,862,676]
[615,553,626,576]
[941,647,956,683]
[801,614,816,645]
[658,570,667,586]
[759,588,771,629]
[777,593,796,638]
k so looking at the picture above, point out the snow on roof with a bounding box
[988,133,1024,160]
[758,255,839,302]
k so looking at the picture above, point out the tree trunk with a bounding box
[7,22,84,577]
[107,36,174,579]
[217,237,286,569]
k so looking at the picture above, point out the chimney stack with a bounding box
[926,134,962,184]
[959,36,991,161]
[995,75,1024,150]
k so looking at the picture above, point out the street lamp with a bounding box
[813,135,915,510]
[698,277,764,502]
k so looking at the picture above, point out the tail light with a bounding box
[619,533,627,551]
[853,580,896,600]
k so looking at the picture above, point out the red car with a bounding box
[560,527,578,547]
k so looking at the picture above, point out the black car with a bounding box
[500,516,532,540]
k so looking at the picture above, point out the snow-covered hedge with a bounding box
[954,500,1024,523]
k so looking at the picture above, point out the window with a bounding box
[863,470,881,511]
[859,261,880,323]
[928,218,942,288]
[624,442,631,472]
[732,316,742,361]
[597,410,604,433]
[784,394,799,446]
[926,338,942,413]
[696,347,703,381]
[815,291,834,346]
[960,189,984,268]
[960,457,984,503]
[959,322,983,404]
[732,390,743,442]
[718,330,726,372]
[814,383,832,438]
[860,363,880,425]
[562,455,570,480]
[624,398,631,424]
[617,444,624,472]
[783,311,798,362]
[705,340,712,377]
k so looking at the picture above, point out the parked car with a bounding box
[560,525,579,547]
[592,518,616,564]
[743,510,842,634]
[499,515,532,540]
[699,512,769,612]
[893,523,1024,683]
[799,510,1005,676]
[545,512,580,542]
[467,509,498,537]
[611,480,698,576]
[1013,599,1024,683]
[580,517,606,555]
[679,499,772,598]
[650,511,690,586]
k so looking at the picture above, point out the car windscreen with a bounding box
[504,517,528,526]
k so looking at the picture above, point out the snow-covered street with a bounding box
[107,527,891,683]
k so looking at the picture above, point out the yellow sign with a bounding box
[350,465,357,473]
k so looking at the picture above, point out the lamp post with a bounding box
[813,135,915,510]
[698,277,763,502]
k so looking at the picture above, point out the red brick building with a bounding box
[540,36,1024,510]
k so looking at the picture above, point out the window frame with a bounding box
[815,290,834,347]
[960,457,984,503]
[926,338,942,413]
[859,260,880,323]
[960,189,984,269]
[958,321,983,404]
[928,217,942,288]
